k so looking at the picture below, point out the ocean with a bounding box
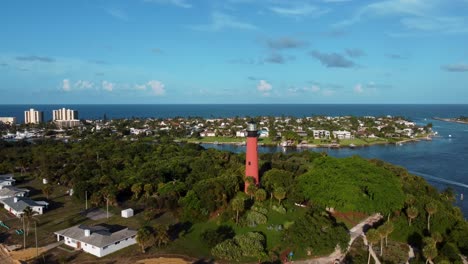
[1,104,468,216]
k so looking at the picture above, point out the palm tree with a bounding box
[406,207,419,226]
[22,206,38,236]
[382,221,394,247]
[136,226,155,253]
[377,226,386,257]
[405,194,416,207]
[273,187,286,205]
[131,183,142,200]
[425,202,438,231]
[247,184,257,200]
[42,185,53,199]
[422,244,437,264]
[366,229,380,264]
[231,198,244,224]
[143,183,153,198]
[153,224,170,247]
[255,189,267,203]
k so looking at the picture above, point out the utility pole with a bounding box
[106,196,109,219]
[35,221,38,257]
[85,190,88,210]
[22,217,26,250]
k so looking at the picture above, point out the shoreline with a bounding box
[188,136,432,150]
[433,117,468,125]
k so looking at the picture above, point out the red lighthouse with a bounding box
[245,121,259,193]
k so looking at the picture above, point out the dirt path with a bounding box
[9,241,64,261]
[0,244,20,264]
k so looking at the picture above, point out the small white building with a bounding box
[121,208,134,218]
[236,130,247,137]
[54,224,137,257]
[333,130,352,140]
[0,197,48,217]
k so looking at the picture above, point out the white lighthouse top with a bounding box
[247,122,257,131]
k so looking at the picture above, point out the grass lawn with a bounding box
[0,174,179,263]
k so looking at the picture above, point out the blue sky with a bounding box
[1,0,468,104]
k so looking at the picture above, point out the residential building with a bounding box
[53,108,80,128]
[53,108,78,121]
[54,224,137,257]
[0,186,29,200]
[333,130,352,140]
[236,130,247,137]
[200,130,216,137]
[0,117,16,125]
[313,130,330,139]
[0,197,48,217]
[24,109,44,124]
[0,174,16,188]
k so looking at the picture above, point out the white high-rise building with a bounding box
[53,108,78,121]
[0,117,16,125]
[53,108,80,128]
[24,109,43,124]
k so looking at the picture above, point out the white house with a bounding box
[312,130,330,139]
[200,130,216,137]
[0,174,16,189]
[0,197,48,217]
[333,130,352,140]
[54,224,137,257]
[0,186,29,200]
[236,130,247,137]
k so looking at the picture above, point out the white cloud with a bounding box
[62,79,71,92]
[354,83,364,93]
[311,84,321,92]
[135,84,147,90]
[191,11,257,31]
[106,8,129,21]
[102,81,114,92]
[269,4,329,17]
[75,80,94,89]
[147,80,166,95]
[144,0,192,8]
[257,80,272,93]
[334,0,468,34]
[134,80,166,95]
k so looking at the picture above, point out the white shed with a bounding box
[121,208,134,218]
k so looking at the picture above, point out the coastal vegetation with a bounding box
[0,135,466,263]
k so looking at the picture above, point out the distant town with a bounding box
[0,107,434,148]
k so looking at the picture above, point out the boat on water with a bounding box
[349,144,356,149]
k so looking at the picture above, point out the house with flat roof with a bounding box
[0,186,29,200]
[54,224,137,257]
[0,197,48,217]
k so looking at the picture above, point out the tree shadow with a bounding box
[168,221,192,240]
[193,259,215,264]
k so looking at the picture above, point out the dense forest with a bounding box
[0,135,467,263]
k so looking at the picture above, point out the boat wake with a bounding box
[410,171,468,189]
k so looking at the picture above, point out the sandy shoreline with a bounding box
[433,117,468,125]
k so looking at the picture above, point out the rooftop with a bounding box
[0,186,29,197]
[54,224,137,248]
[0,197,48,212]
